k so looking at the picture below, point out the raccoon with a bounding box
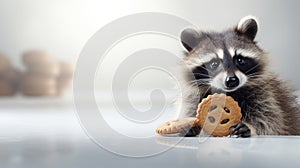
[178,16,300,137]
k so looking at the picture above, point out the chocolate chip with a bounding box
[210,105,217,111]
[208,116,215,123]
[220,119,229,124]
[224,107,230,113]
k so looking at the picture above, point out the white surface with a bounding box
[0,97,300,168]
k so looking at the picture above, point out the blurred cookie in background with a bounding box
[0,67,21,85]
[0,68,21,96]
[0,79,17,96]
[22,50,59,77]
[21,50,74,97]
[56,61,74,96]
[21,74,57,96]
[58,62,74,78]
[0,54,21,96]
[56,77,72,96]
[0,53,11,73]
[0,50,75,97]
[27,62,60,77]
[22,50,52,66]
[21,50,58,97]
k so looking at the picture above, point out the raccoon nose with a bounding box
[225,75,239,88]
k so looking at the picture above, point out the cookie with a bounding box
[26,62,60,77]
[0,53,11,72]
[0,67,21,83]
[57,77,72,87]
[58,62,74,78]
[22,50,52,66]
[21,75,57,96]
[22,86,57,96]
[22,74,56,86]
[195,93,242,137]
[156,117,196,135]
[56,77,72,96]
[0,80,16,96]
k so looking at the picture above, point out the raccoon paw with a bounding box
[229,122,251,138]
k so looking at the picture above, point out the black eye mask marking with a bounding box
[192,58,223,78]
[234,55,261,75]
[192,66,209,80]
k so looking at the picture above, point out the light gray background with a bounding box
[0,0,299,89]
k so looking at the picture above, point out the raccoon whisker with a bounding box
[247,75,268,80]
[189,79,202,84]
[189,82,210,87]
[247,73,262,76]
[198,80,212,85]
[244,64,261,74]
[247,72,263,76]
[192,73,211,77]
[247,72,267,79]
[190,80,211,88]
[189,81,200,87]
[197,78,212,82]
[191,75,211,79]
[202,86,211,97]
[189,78,212,84]
[247,74,265,78]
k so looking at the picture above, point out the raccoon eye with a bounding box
[234,54,261,75]
[236,55,247,65]
[207,59,220,70]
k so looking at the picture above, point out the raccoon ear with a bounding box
[236,16,258,41]
[181,28,201,52]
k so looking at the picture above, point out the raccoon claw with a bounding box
[230,122,251,138]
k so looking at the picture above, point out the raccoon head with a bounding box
[181,16,266,92]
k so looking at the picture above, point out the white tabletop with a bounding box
[0,96,300,168]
